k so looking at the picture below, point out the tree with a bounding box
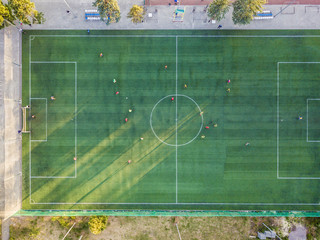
[0,1,14,29]
[232,0,266,25]
[93,0,120,25]
[88,216,108,235]
[1,0,45,29]
[8,0,35,24]
[33,11,45,24]
[207,0,230,22]
[127,5,145,23]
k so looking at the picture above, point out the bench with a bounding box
[254,11,273,20]
[85,10,101,20]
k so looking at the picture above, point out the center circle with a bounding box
[150,94,203,147]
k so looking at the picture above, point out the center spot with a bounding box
[150,94,203,147]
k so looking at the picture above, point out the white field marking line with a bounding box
[27,38,320,206]
[23,107,26,132]
[75,62,77,178]
[149,94,203,147]
[29,36,32,204]
[277,62,320,180]
[31,176,76,179]
[279,177,320,179]
[30,98,47,142]
[30,35,320,38]
[176,36,178,204]
[278,62,320,64]
[307,98,320,143]
[29,61,77,181]
[307,99,309,142]
[277,62,279,179]
[30,202,320,205]
[30,61,76,64]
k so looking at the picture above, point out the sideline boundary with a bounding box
[29,35,320,38]
[27,35,320,206]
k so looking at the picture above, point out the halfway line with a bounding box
[175,36,178,203]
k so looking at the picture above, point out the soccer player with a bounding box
[125,118,128,122]
[184,84,188,88]
[165,65,168,69]
[73,157,77,161]
[128,160,132,164]
[99,53,103,57]
[50,96,56,101]
[113,79,116,83]
[226,88,230,93]
[227,79,231,84]
[205,126,209,129]
[171,97,174,102]
[31,115,36,119]
[298,116,303,120]
[140,137,144,141]
[116,91,119,95]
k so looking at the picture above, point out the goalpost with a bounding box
[21,106,30,133]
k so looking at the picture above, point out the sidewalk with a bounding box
[25,0,319,30]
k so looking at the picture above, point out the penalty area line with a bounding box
[29,202,320,205]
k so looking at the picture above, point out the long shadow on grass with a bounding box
[28,100,211,206]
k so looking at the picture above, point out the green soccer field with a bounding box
[22,30,320,212]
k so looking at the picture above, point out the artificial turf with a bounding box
[22,30,320,212]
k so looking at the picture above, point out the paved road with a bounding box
[25,0,319,30]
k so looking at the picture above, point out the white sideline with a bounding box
[31,202,320,205]
[175,36,178,204]
[30,35,320,38]
[28,35,320,206]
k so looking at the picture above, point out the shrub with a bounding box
[88,216,108,235]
